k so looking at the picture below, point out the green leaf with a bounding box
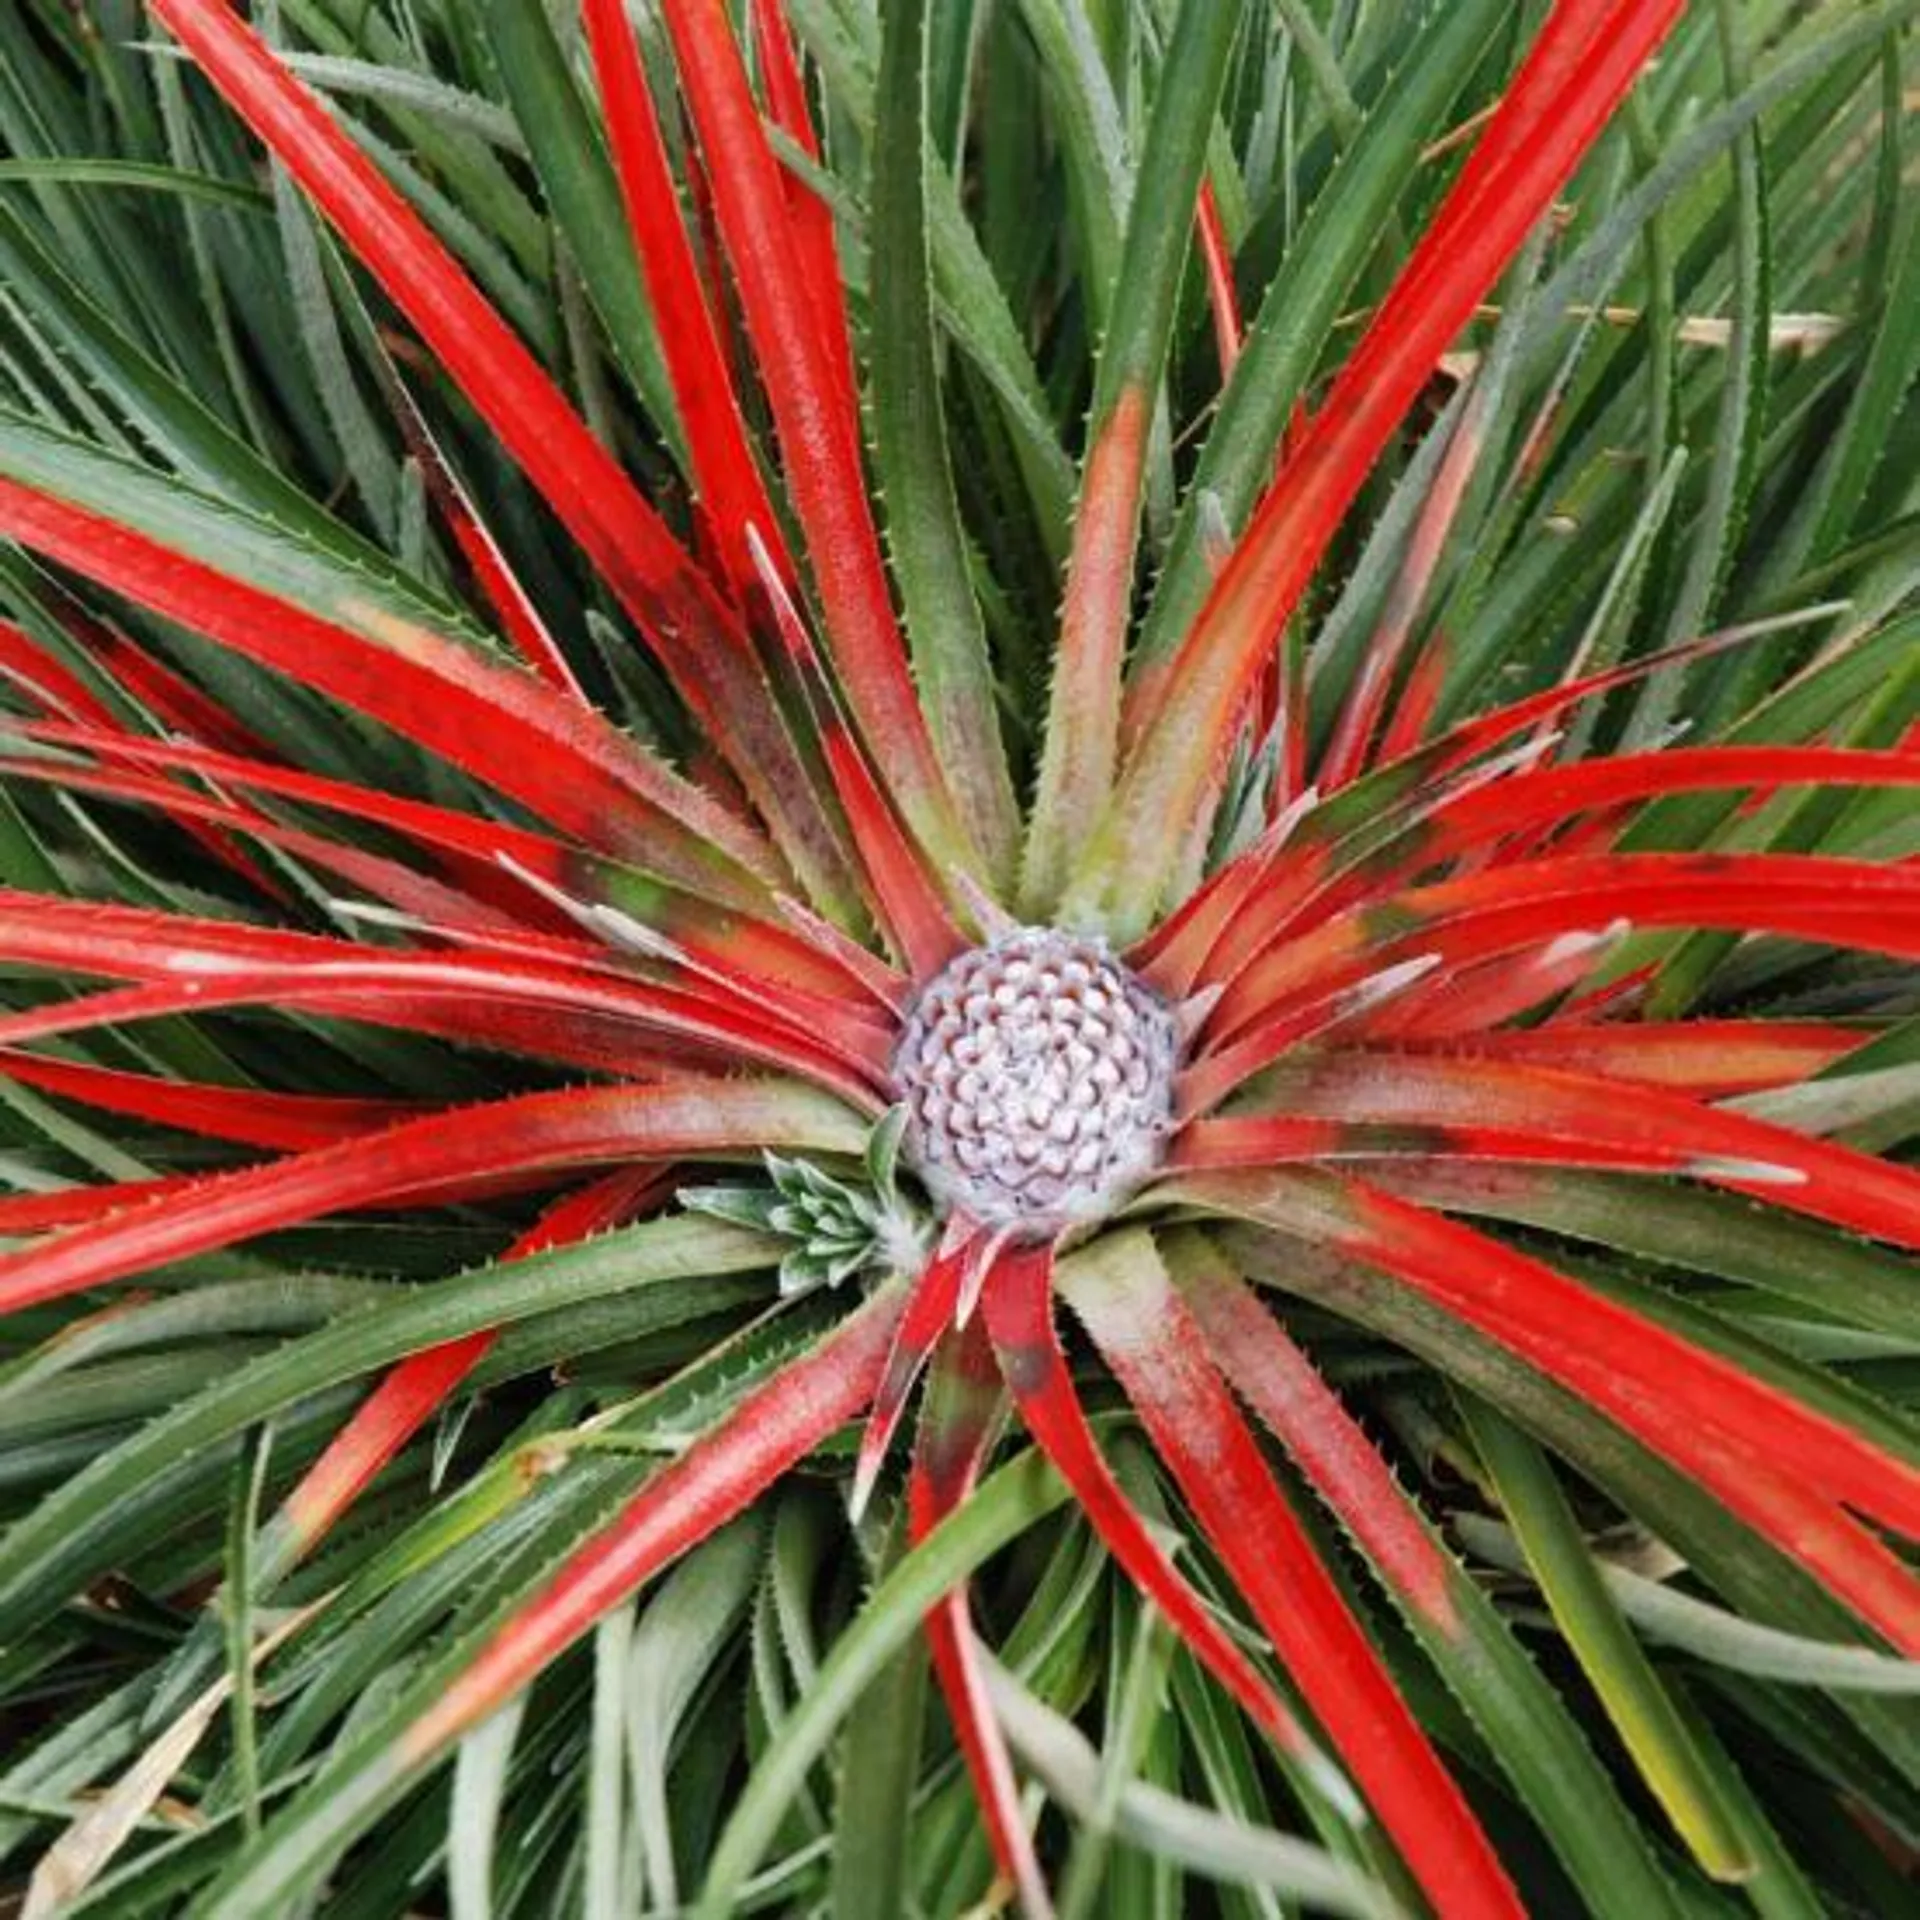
[0,1216,780,1644]
[472,0,681,462]
[868,0,1018,884]
[984,1655,1403,1920]
[1459,1398,1755,1883]
[696,1446,1071,1914]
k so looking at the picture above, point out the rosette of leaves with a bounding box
[0,3,1917,1918]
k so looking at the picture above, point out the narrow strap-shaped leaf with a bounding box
[1194,182,1242,375]
[868,0,1018,884]
[1178,1048,1920,1251]
[1133,620,1781,996]
[370,353,582,699]
[0,747,532,932]
[1412,745,1920,870]
[1020,0,1243,913]
[0,1050,414,1152]
[1166,1234,1687,1920]
[1056,1228,1524,1920]
[0,1077,861,1316]
[851,1229,974,1520]
[1406,1021,1859,1095]
[908,1321,1052,1917]
[9,719,858,1002]
[0,887,890,1083]
[657,0,973,878]
[1128,0,1509,691]
[393,1281,905,1766]
[582,0,787,601]
[0,961,802,1086]
[1208,851,1920,1051]
[1069,0,1688,937]
[1377,1161,1919,1343]
[0,464,770,902]
[145,0,859,920]
[748,0,861,451]
[747,531,966,976]
[1458,1398,1756,1882]
[979,1240,1340,1790]
[1179,1168,1920,1647]
[271,1165,671,1573]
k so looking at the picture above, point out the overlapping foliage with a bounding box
[0,2,1917,1916]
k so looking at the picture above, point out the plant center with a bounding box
[891,928,1177,1236]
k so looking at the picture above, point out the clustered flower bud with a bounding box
[891,928,1177,1234]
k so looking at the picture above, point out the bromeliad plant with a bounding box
[1,0,1918,1914]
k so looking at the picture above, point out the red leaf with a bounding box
[908,1322,1053,1918]
[0,1050,416,1151]
[747,534,966,978]
[0,1077,859,1315]
[850,1227,974,1520]
[1175,1250,1458,1628]
[396,1283,906,1764]
[0,477,771,900]
[1058,1235,1522,1918]
[1078,0,1688,933]
[1195,182,1242,376]
[0,892,887,1096]
[1177,1046,1920,1251]
[583,0,791,601]
[1421,1021,1860,1095]
[657,0,970,872]
[1210,852,1920,1049]
[980,1241,1330,1772]
[145,0,860,920]
[275,1165,673,1565]
[1180,1169,1920,1647]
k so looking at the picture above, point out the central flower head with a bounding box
[891,928,1177,1236]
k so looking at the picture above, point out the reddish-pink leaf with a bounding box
[0,1051,416,1151]
[747,534,966,978]
[373,361,584,699]
[1077,0,1688,934]
[1024,385,1152,911]
[1420,745,1920,866]
[1421,1022,1860,1094]
[1058,1235,1522,1918]
[0,750,528,934]
[0,1077,859,1316]
[397,1282,906,1763]
[748,0,863,470]
[1317,379,1491,791]
[12,721,869,1005]
[0,891,888,1095]
[1210,853,1920,1047]
[1195,182,1242,376]
[851,1227,975,1520]
[583,0,791,601]
[0,1175,200,1234]
[276,1166,672,1564]
[1177,1045,1920,1250]
[146,0,864,918]
[0,477,771,899]
[908,1321,1052,1918]
[656,0,971,873]
[980,1241,1330,1771]
[1174,1246,1458,1627]
[1178,1169,1920,1647]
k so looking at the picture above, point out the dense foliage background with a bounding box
[0,1,1916,1915]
